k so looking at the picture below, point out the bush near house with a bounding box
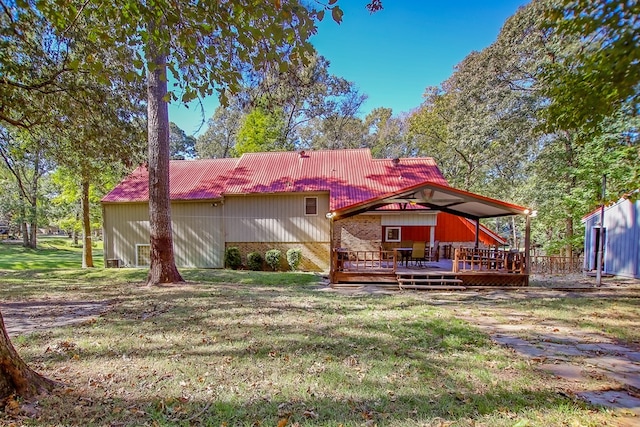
[224,247,242,270]
[286,248,302,271]
[247,252,264,271]
[265,249,281,271]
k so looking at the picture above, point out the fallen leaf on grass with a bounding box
[277,417,289,427]
[3,395,21,416]
[303,410,319,419]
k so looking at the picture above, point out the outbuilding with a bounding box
[582,191,640,279]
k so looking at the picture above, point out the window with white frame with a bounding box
[305,197,318,216]
[385,227,401,242]
[136,244,151,267]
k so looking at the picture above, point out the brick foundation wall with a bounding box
[333,216,382,252]
[226,242,330,272]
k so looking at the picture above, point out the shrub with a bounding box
[286,248,302,271]
[265,249,281,271]
[247,252,263,271]
[225,247,242,270]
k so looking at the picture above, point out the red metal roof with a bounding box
[102,149,449,210]
[102,158,238,202]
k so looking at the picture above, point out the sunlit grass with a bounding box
[0,235,104,270]
[1,270,619,426]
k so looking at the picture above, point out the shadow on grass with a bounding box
[27,387,593,427]
[4,281,614,425]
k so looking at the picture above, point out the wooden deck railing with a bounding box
[333,249,397,272]
[529,255,584,274]
[453,247,525,274]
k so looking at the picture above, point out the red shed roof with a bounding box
[102,149,449,210]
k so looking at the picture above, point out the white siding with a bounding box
[103,204,150,267]
[380,213,437,226]
[103,202,225,268]
[224,194,330,243]
[172,203,224,268]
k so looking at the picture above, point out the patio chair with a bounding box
[426,240,440,262]
[411,241,426,267]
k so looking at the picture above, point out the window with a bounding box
[305,197,318,216]
[385,227,401,242]
[136,244,151,267]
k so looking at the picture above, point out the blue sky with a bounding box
[169,0,528,136]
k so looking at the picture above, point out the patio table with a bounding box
[394,247,413,267]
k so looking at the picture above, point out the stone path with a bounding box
[456,309,640,422]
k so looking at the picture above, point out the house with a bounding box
[102,149,527,276]
[582,191,640,279]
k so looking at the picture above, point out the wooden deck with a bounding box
[331,249,529,288]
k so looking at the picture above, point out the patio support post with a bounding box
[329,216,335,284]
[474,219,480,249]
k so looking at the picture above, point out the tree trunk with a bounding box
[146,23,184,285]
[21,221,29,248]
[28,209,37,249]
[81,178,94,268]
[27,151,39,249]
[0,310,56,400]
[19,194,29,248]
[565,216,574,258]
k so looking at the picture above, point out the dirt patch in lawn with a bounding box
[1,299,113,336]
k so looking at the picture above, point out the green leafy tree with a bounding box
[365,108,415,159]
[49,168,82,242]
[247,53,367,148]
[169,122,196,160]
[299,115,368,150]
[196,105,243,159]
[544,0,640,131]
[235,107,288,155]
[0,129,52,248]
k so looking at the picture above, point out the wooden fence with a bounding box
[529,255,584,275]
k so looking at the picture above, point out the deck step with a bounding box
[397,278,463,284]
[397,275,465,291]
[399,284,467,290]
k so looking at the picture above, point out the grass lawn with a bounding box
[0,236,104,269]
[0,243,634,426]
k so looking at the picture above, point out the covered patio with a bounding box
[328,182,533,288]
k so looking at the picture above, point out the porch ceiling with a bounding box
[333,182,530,220]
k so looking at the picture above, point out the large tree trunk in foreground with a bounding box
[81,178,94,268]
[0,311,56,400]
[145,28,184,285]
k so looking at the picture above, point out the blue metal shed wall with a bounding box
[585,198,640,279]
